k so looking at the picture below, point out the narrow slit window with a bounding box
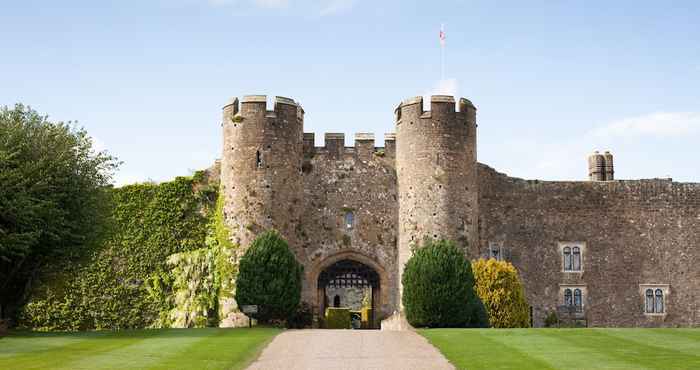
[345,212,354,230]
[256,150,262,169]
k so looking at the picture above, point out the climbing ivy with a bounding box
[19,174,229,331]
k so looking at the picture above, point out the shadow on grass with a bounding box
[5,327,276,340]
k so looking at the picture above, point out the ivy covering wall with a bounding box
[19,173,238,331]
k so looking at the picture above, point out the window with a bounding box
[641,285,668,315]
[561,242,584,272]
[574,289,582,312]
[344,212,354,230]
[561,286,586,313]
[489,242,504,261]
[563,247,572,271]
[255,150,262,169]
[645,289,654,313]
[564,289,573,306]
[572,247,581,271]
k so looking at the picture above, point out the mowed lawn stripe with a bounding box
[54,329,216,370]
[545,329,700,370]
[419,329,556,369]
[148,328,280,370]
[0,332,97,358]
[482,329,641,370]
[0,331,155,370]
[0,328,281,370]
[602,328,700,357]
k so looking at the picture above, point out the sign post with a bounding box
[241,305,258,329]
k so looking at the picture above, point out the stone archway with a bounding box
[309,251,390,329]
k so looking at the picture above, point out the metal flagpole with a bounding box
[440,24,446,80]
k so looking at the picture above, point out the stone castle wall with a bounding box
[478,163,700,327]
[299,133,399,319]
[220,94,699,327]
[395,95,478,306]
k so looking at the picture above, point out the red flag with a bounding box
[439,24,445,46]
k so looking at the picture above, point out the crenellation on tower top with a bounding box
[395,95,471,125]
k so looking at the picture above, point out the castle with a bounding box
[218,94,699,328]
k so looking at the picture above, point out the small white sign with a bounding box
[241,305,258,314]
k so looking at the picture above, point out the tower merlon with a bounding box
[395,95,472,124]
[325,133,345,158]
[238,95,303,117]
[384,133,396,158]
[354,133,375,160]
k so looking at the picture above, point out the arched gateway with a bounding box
[309,252,390,329]
[317,259,380,328]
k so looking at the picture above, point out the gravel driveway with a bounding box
[246,329,454,370]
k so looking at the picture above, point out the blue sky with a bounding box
[1,0,698,185]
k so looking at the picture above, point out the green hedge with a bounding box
[235,231,303,324]
[325,308,351,329]
[402,238,488,328]
[19,174,230,331]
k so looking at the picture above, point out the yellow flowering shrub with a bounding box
[472,258,530,328]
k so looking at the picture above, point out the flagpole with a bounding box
[440,23,445,81]
[441,40,445,80]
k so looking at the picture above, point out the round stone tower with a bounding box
[395,95,479,298]
[221,94,305,254]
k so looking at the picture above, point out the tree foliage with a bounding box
[401,238,488,328]
[235,230,302,324]
[19,176,215,330]
[472,258,530,328]
[0,104,119,318]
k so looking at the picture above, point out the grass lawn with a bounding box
[420,328,700,370]
[0,327,280,370]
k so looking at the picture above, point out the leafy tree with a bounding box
[472,258,530,328]
[401,238,488,328]
[0,104,119,319]
[235,230,302,324]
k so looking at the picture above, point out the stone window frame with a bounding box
[639,284,670,317]
[488,242,504,261]
[559,284,587,312]
[558,242,585,273]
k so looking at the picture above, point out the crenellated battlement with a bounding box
[394,95,476,125]
[223,95,304,123]
[301,132,396,159]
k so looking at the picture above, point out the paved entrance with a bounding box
[246,329,454,370]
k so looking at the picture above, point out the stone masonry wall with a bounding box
[300,133,398,319]
[395,96,478,307]
[478,163,700,327]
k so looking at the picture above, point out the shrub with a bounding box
[325,307,351,329]
[287,302,313,329]
[544,310,559,327]
[235,230,303,324]
[472,258,530,328]
[402,238,487,328]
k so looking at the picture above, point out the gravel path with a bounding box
[246,329,454,370]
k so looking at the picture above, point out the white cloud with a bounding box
[490,111,700,181]
[423,78,459,109]
[591,112,700,138]
[319,0,356,16]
